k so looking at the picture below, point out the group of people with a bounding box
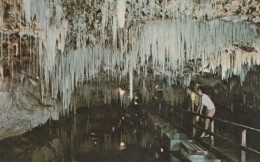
[185,87,216,138]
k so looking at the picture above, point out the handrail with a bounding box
[187,119,260,154]
[176,107,260,132]
[190,111,260,132]
[241,145,260,155]
[171,106,260,159]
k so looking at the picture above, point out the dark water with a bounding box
[0,104,170,162]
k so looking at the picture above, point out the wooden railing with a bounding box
[171,107,260,162]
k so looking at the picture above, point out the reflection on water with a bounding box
[0,104,170,162]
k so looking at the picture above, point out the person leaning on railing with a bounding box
[196,86,216,138]
[185,87,199,113]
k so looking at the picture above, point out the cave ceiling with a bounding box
[0,0,260,110]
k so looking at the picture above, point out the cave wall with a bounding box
[0,77,58,140]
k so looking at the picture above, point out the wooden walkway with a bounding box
[145,108,221,161]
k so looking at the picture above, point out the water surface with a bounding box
[0,104,170,162]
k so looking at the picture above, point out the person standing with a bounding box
[185,87,200,112]
[197,86,216,138]
[186,87,200,138]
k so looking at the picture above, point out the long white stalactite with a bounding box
[117,0,126,28]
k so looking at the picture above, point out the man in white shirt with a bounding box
[197,86,216,138]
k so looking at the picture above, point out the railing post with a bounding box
[241,130,246,162]
[192,114,196,138]
[179,109,182,129]
[210,119,214,149]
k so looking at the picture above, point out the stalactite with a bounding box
[0,0,3,58]
[129,61,133,100]
[117,0,126,28]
